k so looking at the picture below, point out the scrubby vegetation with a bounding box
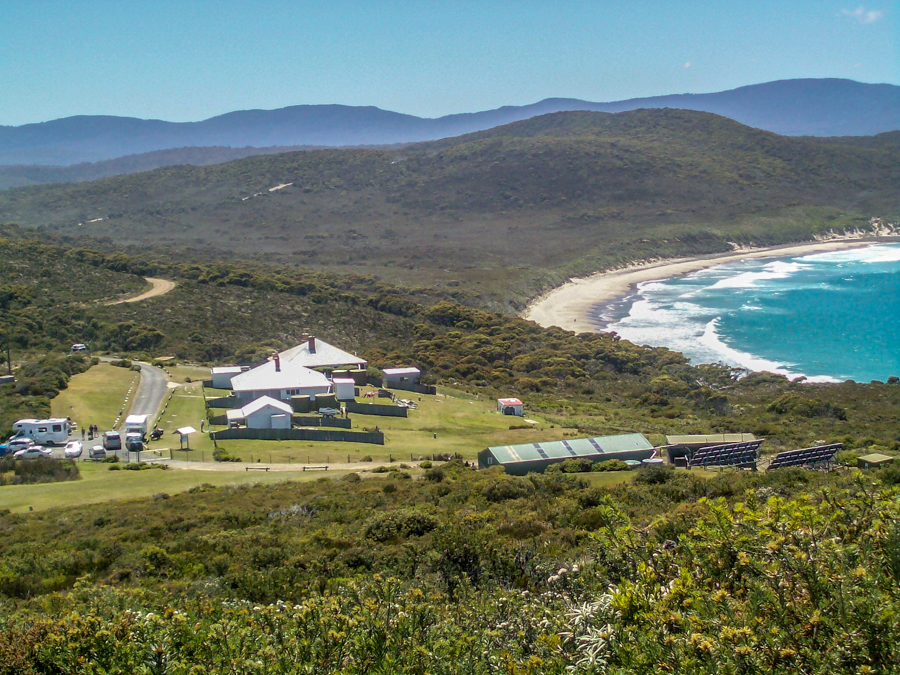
[0,456,80,486]
[0,463,898,673]
[3,226,900,453]
[1,109,898,672]
[0,353,93,434]
[2,110,897,307]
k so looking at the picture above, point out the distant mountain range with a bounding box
[3,109,896,295]
[1,79,897,168]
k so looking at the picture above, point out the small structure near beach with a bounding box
[857,453,894,470]
[497,397,524,416]
[382,367,421,388]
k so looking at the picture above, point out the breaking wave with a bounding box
[603,242,900,382]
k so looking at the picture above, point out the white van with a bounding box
[124,414,149,438]
[11,419,71,446]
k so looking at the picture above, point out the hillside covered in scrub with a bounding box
[1,461,900,673]
[3,226,900,455]
[2,110,898,307]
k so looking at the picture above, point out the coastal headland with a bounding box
[525,236,900,333]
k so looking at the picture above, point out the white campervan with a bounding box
[124,414,150,438]
[11,418,71,446]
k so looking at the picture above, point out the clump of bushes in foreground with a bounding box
[0,456,80,486]
[0,465,899,673]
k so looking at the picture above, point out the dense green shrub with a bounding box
[364,508,439,542]
[632,463,676,485]
[560,458,594,473]
[767,392,848,419]
[591,458,630,472]
[483,476,535,502]
[0,457,80,486]
[212,448,242,462]
[424,467,444,482]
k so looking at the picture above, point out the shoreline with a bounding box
[524,236,900,333]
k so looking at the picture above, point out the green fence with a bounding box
[210,427,384,444]
[344,401,408,417]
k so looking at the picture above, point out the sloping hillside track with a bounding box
[105,277,175,305]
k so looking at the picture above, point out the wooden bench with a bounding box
[302,465,329,471]
[245,466,270,472]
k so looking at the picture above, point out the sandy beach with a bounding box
[525,236,900,333]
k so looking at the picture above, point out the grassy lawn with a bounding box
[152,381,214,455]
[0,462,335,513]
[200,385,583,464]
[51,363,139,432]
[166,364,212,384]
[153,383,668,472]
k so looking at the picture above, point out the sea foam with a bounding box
[603,242,900,381]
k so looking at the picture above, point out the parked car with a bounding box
[102,431,122,451]
[88,445,106,460]
[3,437,34,456]
[14,445,52,460]
[71,343,88,352]
[64,440,83,458]
[125,433,144,452]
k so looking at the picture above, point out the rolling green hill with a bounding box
[1,110,897,307]
[0,145,313,190]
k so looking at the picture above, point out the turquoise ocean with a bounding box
[602,242,900,383]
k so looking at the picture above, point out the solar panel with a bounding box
[688,440,763,469]
[766,443,841,471]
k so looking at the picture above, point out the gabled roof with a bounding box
[279,339,367,369]
[231,359,331,393]
[487,433,654,465]
[240,395,293,417]
[498,398,523,406]
[665,433,756,446]
[211,366,243,375]
[383,367,420,376]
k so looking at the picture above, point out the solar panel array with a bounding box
[766,443,842,471]
[688,440,763,469]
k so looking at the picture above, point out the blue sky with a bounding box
[1,0,896,125]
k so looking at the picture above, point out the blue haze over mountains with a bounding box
[1,78,897,169]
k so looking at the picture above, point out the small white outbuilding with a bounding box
[211,366,244,389]
[332,378,356,401]
[382,367,421,387]
[231,396,295,429]
[497,397,524,416]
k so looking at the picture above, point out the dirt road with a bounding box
[106,277,175,305]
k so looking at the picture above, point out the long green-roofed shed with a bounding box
[478,433,655,474]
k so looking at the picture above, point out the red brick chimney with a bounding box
[308,336,316,354]
[273,353,281,372]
